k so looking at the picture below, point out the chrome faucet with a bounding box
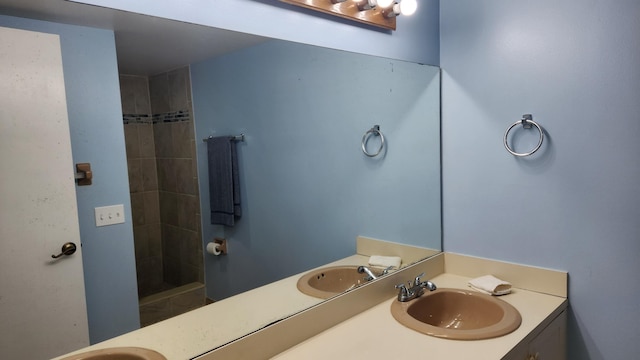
[357,265,395,281]
[395,273,437,302]
[357,266,379,281]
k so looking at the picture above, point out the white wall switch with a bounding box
[95,204,125,227]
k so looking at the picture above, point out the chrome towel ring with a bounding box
[361,125,385,157]
[503,114,544,157]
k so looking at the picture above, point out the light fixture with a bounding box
[280,0,418,30]
[376,0,394,8]
[354,0,393,11]
[354,0,376,11]
[382,0,417,18]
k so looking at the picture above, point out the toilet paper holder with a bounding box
[214,238,227,254]
[208,238,228,256]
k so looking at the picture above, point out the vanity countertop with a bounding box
[55,250,567,360]
[53,254,371,360]
[272,272,567,360]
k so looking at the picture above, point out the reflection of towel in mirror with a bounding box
[207,136,241,226]
[369,255,402,269]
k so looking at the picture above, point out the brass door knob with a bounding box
[52,242,77,259]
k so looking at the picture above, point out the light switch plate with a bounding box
[95,204,125,227]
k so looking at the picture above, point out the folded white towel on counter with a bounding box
[368,255,402,269]
[468,275,512,296]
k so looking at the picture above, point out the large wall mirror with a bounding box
[123,32,441,318]
[120,27,441,350]
[0,1,440,355]
[126,29,441,342]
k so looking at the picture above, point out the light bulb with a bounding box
[376,0,394,8]
[399,0,417,16]
[382,3,400,18]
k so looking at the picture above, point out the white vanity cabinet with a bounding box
[506,309,567,360]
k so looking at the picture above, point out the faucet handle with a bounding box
[395,283,410,301]
[413,273,425,287]
[381,265,394,275]
[395,283,409,294]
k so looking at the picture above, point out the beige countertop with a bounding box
[55,249,567,360]
[54,254,372,360]
[272,272,568,360]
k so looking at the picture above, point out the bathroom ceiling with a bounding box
[0,0,268,75]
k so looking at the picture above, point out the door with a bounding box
[0,26,90,359]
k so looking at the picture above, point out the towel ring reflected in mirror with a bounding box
[362,125,385,157]
[503,114,544,157]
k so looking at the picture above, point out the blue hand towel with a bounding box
[207,136,241,226]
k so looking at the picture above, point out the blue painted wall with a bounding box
[69,0,439,66]
[191,40,441,300]
[0,16,140,343]
[8,2,637,357]
[440,1,640,359]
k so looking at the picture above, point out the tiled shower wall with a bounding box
[149,68,203,288]
[120,67,203,299]
[121,75,162,298]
